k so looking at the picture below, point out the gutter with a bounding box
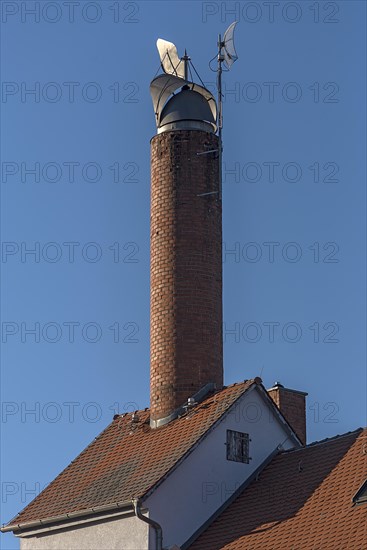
[132,498,163,550]
[1,501,133,534]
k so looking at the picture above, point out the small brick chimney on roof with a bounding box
[268,382,308,445]
[149,82,223,428]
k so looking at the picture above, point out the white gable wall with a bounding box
[146,385,297,548]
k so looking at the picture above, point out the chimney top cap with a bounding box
[158,88,216,133]
[150,74,217,134]
[268,383,308,396]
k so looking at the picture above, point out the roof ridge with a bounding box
[112,381,257,418]
[280,427,364,454]
[218,378,260,392]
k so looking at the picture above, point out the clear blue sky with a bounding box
[1,1,366,548]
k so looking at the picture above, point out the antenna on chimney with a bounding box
[152,26,239,195]
[214,21,239,199]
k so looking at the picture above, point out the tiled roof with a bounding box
[7,379,257,529]
[189,428,367,550]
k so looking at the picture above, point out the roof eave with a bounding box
[1,500,134,534]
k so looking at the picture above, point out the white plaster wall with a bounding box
[19,514,148,550]
[146,385,297,548]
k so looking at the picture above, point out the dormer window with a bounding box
[226,430,251,464]
[352,480,367,505]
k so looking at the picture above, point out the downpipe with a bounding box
[132,498,163,550]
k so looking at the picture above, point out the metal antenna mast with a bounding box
[182,49,190,80]
[216,22,239,200]
[217,32,224,200]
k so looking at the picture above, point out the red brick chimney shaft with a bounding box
[150,129,223,423]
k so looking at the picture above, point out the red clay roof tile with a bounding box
[189,428,367,549]
[6,379,256,529]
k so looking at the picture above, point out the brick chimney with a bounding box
[268,382,308,445]
[149,81,223,427]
